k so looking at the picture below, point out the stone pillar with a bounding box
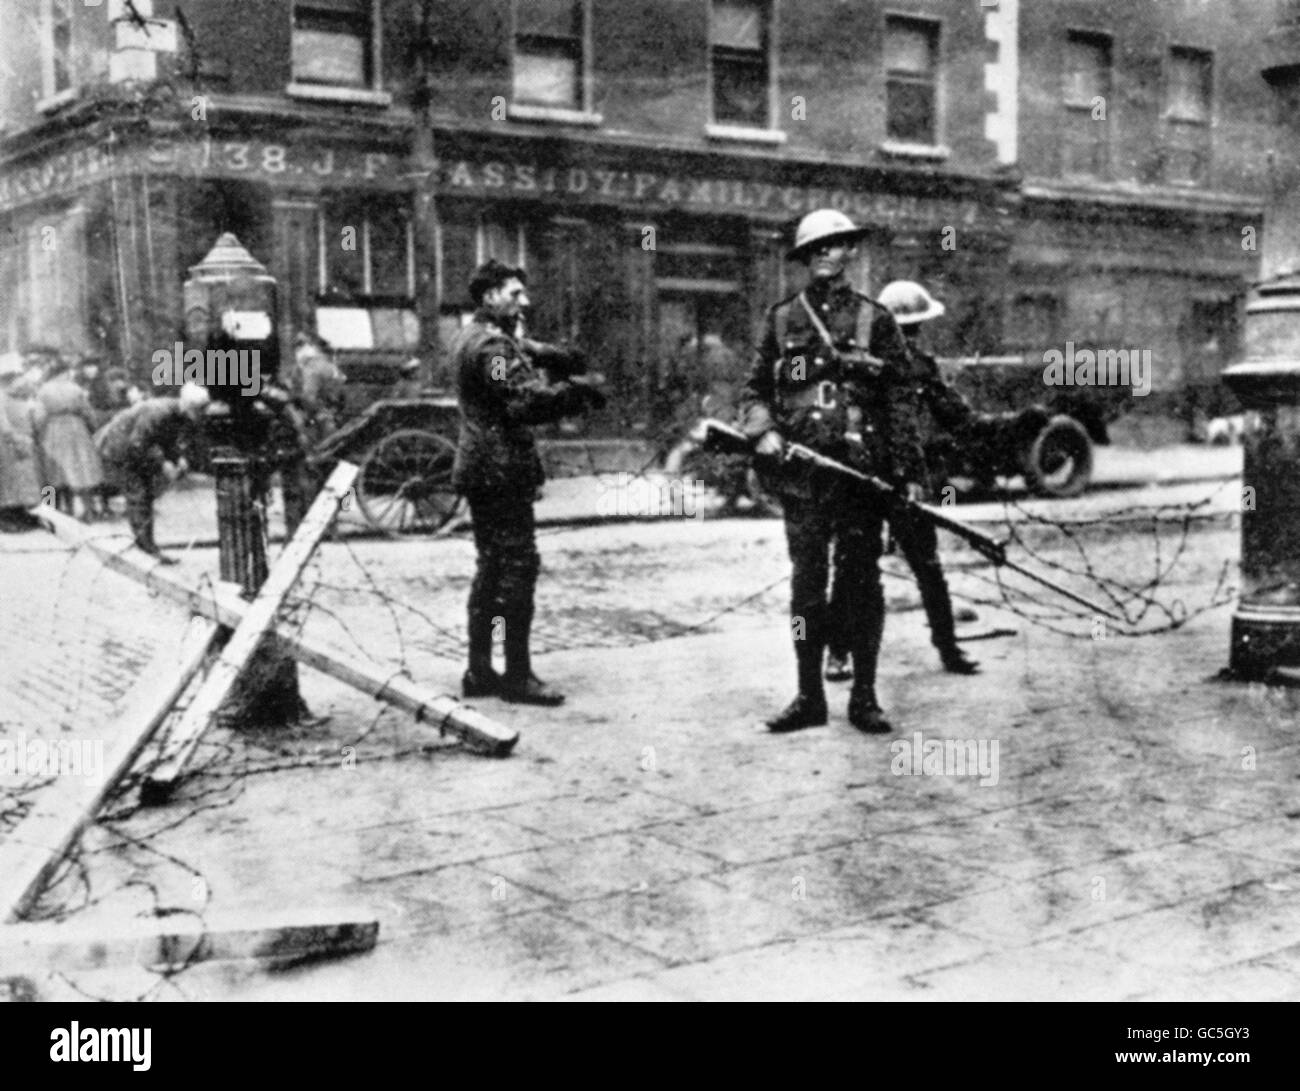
[1223,25,1300,679]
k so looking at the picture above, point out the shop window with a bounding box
[885,16,940,146]
[710,1,771,129]
[293,0,376,88]
[1163,47,1213,186]
[438,210,529,313]
[513,0,588,110]
[1062,31,1112,179]
[321,196,413,301]
[1007,291,1061,353]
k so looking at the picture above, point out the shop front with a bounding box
[0,116,416,402]
[431,130,1017,436]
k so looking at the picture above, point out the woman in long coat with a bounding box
[0,362,44,529]
[33,358,104,518]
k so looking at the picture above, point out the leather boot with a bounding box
[848,599,891,733]
[938,643,981,675]
[768,641,828,732]
[134,526,177,565]
[917,569,979,674]
[502,606,564,706]
[848,688,892,734]
[463,603,502,697]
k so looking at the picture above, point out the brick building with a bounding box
[0,0,1280,432]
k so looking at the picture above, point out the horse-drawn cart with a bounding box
[310,396,464,536]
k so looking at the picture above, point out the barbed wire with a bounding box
[0,459,1242,998]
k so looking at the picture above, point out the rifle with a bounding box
[520,338,607,410]
[697,418,1123,622]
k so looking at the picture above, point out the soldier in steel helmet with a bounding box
[738,209,924,735]
[825,280,979,680]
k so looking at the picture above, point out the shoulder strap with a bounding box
[855,299,875,353]
[798,291,837,352]
[772,303,789,384]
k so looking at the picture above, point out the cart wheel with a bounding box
[1023,415,1093,498]
[357,428,463,536]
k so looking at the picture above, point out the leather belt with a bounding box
[780,380,841,411]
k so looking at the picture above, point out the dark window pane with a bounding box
[1009,295,1060,349]
[887,79,935,143]
[368,202,411,297]
[51,0,73,91]
[440,217,479,308]
[714,54,768,126]
[1064,32,1111,104]
[324,199,366,297]
[1062,117,1109,178]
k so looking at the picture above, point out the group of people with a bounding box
[0,330,347,562]
[0,351,145,531]
[450,209,979,736]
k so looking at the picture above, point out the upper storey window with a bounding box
[711,1,772,129]
[885,16,940,146]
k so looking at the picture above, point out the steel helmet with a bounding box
[878,280,946,325]
[787,208,867,262]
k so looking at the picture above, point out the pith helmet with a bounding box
[787,209,867,262]
[878,280,946,325]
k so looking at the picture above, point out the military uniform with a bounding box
[94,399,195,554]
[250,383,315,537]
[882,343,976,666]
[452,311,594,693]
[739,274,922,728]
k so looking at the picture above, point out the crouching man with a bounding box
[95,382,210,564]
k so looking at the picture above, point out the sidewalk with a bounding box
[0,441,1242,556]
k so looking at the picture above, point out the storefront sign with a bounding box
[144,138,405,188]
[0,144,115,211]
[441,156,995,229]
[0,137,408,212]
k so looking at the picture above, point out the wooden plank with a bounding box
[0,905,378,978]
[36,503,520,756]
[0,615,223,924]
[143,461,358,796]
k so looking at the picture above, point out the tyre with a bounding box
[356,428,463,536]
[1023,415,1093,498]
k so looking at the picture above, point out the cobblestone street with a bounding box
[5,455,1299,1001]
